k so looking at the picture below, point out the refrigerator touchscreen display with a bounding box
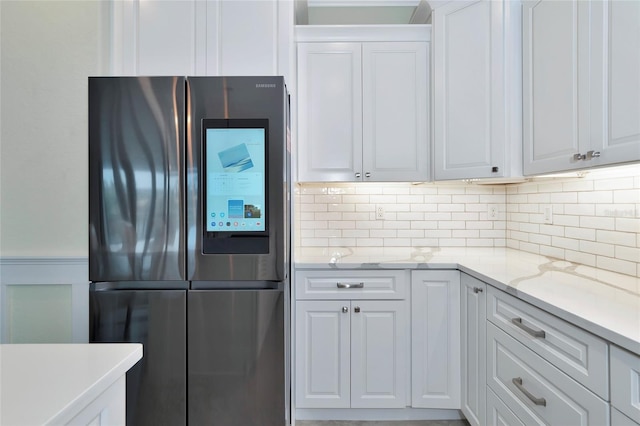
[203,119,268,234]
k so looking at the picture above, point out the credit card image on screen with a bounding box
[202,119,268,235]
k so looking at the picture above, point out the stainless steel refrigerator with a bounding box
[88,76,290,426]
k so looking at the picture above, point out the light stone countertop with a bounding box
[0,343,142,425]
[295,246,640,355]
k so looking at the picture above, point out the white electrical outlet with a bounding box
[376,205,385,220]
[542,205,553,224]
[488,204,499,219]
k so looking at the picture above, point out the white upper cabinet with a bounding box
[432,0,522,181]
[110,0,292,78]
[296,27,430,182]
[297,42,364,181]
[523,0,640,175]
[362,42,429,182]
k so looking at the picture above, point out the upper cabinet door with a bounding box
[110,0,291,77]
[523,0,640,175]
[297,42,364,181]
[589,0,640,166]
[432,0,522,180]
[362,42,429,182]
[112,0,207,75]
[522,0,584,175]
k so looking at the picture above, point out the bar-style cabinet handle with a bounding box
[511,317,546,338]
[512,377,546,406]
[336,282,364,289]
[473,287,483,293]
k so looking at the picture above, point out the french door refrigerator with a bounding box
[88,76,290,426]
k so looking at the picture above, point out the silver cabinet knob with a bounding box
[364,172,371,178]
[342,306,349,313]
[573,153,585,161]
[473,287,483,293]
[355,172,361,178]
[586,150,601,159]
[354,306,360,313]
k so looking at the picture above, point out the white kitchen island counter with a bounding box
[296,246,640,355]
[0,343,142,426]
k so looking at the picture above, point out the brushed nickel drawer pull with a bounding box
[336,282,364,289]
[512,377,546,406]
[511,317,546,338]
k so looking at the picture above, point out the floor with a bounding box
[297,421,470,426]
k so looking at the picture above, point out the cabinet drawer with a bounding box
[612,408,640,426]
[487,323,609,425]
[295,270,407,300]
[487,286,608,399]
[486,387,525,426]
[611,345,640,424]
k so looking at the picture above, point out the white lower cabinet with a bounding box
[294,270,408,409]
[612,408,640,426]
[487,285,609,399]
[411,270,461,408]
[295,300,351,408]
[611,345,640,424]
[460,273,486,426]
[487,322,609,425]
[486,387,525,426]
[295,300,407,408]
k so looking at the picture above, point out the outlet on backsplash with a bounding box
[542,205,553,224]
[488,204,499,219]
[376,205,385,220]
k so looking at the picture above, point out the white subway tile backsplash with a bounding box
[565,250,596,267]
[552,214,580,227]
[580,240,615,257]
[565,227,596,241]
[615,246,640,263]
[616,217,640,233]
[596,230,637,247]
[596,256,637,277]
[540,245,564,258]
[614,189,640,204]
[578,191,613,204]
[551,192,578,203]
[580,216,616,230]
[539,224,565,236]
[295,164,640,277]
[552,236,580,251]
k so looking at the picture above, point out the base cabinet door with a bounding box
[295,300,351,408]
[295,299,407,409]
[411,270,461,408]
[350,300,407,408]
[460,274,486,426]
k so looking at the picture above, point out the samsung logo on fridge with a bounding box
[256,83,276,88]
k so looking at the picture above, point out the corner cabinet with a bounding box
[296,26,430,182]
[523,0,640,175]
[432,0,522,181]
[411,270,461,409]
